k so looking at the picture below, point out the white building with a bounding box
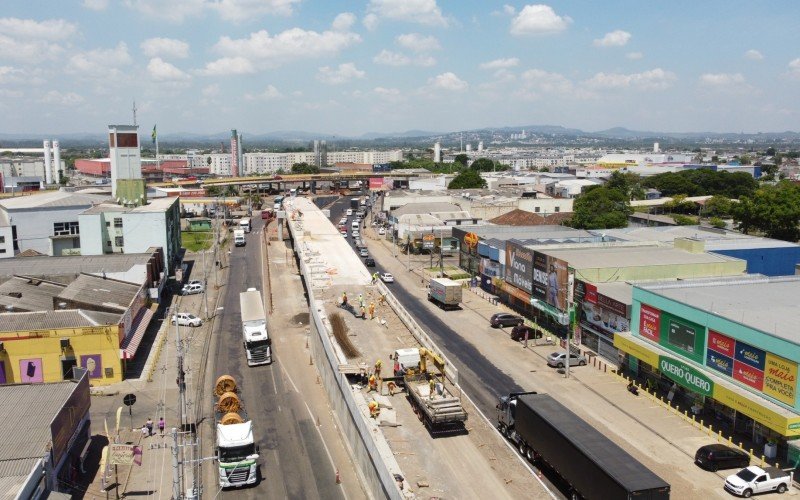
[0,190,111,257]
[240,149,403,175]
[108,125,142,198]
[207,154,232,176]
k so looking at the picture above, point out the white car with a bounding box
[171,313,203,327]
[352,230,360,238]
[380,272,394,283]
[378,227,386,235]
[181,282,204,295]
[346,209,353,216]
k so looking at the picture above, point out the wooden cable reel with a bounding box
[214,375,237,396]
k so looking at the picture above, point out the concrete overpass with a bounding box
[149,171,428,191]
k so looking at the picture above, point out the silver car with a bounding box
[181,282,204,295]
[547,351,587,368]
[171,313,203,327]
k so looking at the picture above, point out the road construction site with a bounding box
[285,196,551,499]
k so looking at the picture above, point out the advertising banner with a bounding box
[708,330,735,357]
[659,355,714,397]
[706,350,734,377]
[422,233,435,250]
[714,384,800,437]
[597,293,627,318]
[638,304,661,342]
[504,240,534,295]
[733,360,765,390]
[659,311,705,364]
[734,341,767,371]
[369,177,383,190]
[580,300,629,334]
[531,251,569,311]
[764,353,798,406]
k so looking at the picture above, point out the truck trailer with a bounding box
[497,392,670,500]
[239,288,271,366]
[214,375,260,488]
[427,277,462,310]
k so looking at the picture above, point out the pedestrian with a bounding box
[158,417,165,436]
[141,424,149,438]
[360,304,367,319]
[341,291,348,307]
[146,417,154,436]
[369,301,376,319]
[667,383,677,404]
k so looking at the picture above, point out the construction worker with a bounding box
[368,374,377,392]
[428,376,436,400]
[374,359,383,378]
[368,400,380,418]
[378,293,386,306]
[387,381,397,396]
[357,293,363,307]
[369,301,376,319]
[360,304,367,319]
[341,291,348,308]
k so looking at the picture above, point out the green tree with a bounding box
[732,182,800,241]
[447,169,486,189]
[568,187,632,229]
[663,194,698,214]
[606,171,642,200]
[454,153,469,167]
[672,214,697,225]
[709,217,727,229]
[470,158,497,172]
[291,162,320,174]
[703,195,733,217]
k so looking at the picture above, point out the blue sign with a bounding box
[734,341,766,371]
[706,350,734,377]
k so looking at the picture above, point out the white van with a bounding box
[351,220,359,230]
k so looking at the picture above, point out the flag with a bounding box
[151,124,157,144]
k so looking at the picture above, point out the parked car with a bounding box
[364,258,376,267]
[695,444,750,472]
[378,227,386,235]
[725,466,791,497]
[490,313,524,328]
[380,272,394,283]
[171,313,203,327]
[359,248,369,257]
[181,282,204,295]
[510,324,541,342]
[547,351,588,368]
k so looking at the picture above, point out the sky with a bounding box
[1,0,799,137]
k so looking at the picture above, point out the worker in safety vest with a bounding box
[374,359,383,378]
[368,400,380,418]
[368,374,377,392]
[369,301,376,319]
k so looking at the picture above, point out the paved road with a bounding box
[211,216,344,500]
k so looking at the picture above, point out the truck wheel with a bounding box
[777,483,787,493]
[526,448,534,462]
[742,489,752,498]
[518,442,527,456]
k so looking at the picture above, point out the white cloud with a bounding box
[788,58,800,79]
[480,57,519,70]
[40,90,84,106]
[593,30,631,47]
[209,0,301,22]
[0,65,23,84]
[428,72,468,91]
[744,49,763,61]
[332,12,356,31]
[69,42,132,73]
[585,68,676,90]
[123,0,206,23]
[503,4,516,15]
[245,85,283,100]
[212,28,361,69]
[374,86,400,96]
[141,37,190,58]
[396,33,440,52]
[510,5,571,36]
[199,56,255,75]
[317,62,365,85]
[699,73,745,86]
[626,51,643,60]
[82,0,109,10]
[147,57,191,81]
[373,49,435,67]
[365,0,448,29]
[0,18,77,40]
[202,84,219,97]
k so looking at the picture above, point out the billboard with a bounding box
[638,304,661,342]
[504,240,534,295]
[531,251,569,311]
[369,177,383,190]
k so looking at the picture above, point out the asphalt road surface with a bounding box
[212,216,344,500]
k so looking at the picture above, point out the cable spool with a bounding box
[214,375,237,396]
[217,391,241,413]
[220,412,244,425]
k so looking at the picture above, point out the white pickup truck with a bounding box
[724,466,792,497]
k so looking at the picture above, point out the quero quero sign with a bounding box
[659,355,714,397]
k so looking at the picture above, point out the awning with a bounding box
[120,306,156,360]
[614,332,800,437]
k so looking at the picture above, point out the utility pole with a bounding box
[439,228,444,278]
[202,249,209,318]
[172,427,182,500]
[175,310,187,494]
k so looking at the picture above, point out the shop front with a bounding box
[574,280,628,363]
[615,333,800,462]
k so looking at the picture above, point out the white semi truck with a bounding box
[214,375,259,488]
[233,229,246,246]
[240,288,272,366]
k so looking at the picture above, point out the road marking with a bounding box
[270,364,278,394]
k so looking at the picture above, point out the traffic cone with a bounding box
[335,469,341,484]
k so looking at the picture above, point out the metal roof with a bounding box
[638,275,800,342]
[128,196,178,213]
[391,202,462,216]
[0,253,154,279]
[0,309,120,332]
[57,274,140,312]
[544,244,741,269]
[0,277,65,312]
[81,203,132,215]
[0,191,110,210]
[454,224,574,240]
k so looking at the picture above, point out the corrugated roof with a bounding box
[128,196,178,213]
[0,380,82,464]
[0,309,120,332]
[392,202,462,217]
[0,254,154,279]
[0,191,110,210]
[57,274,140,312]
[546,244,741,269]
[81,203,131,215]
[0,277,65,312]
[489,209,572,226]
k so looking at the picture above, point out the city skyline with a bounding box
[1,1,799,136]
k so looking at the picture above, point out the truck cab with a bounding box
[217,420,259,487]
[239,218,251,233]
[234,229,246,246]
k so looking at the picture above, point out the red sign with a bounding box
[369,177,383,190]
[639,304,661,342]
[584,283,598,304]
[733,360,765,390]
[708,330,735,357]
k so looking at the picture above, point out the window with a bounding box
[0,236,4,243]
[534,207,541,213]
[115,236,124,247]
[105,221,110,227]
[113,217,123,228]
[106,241,112,247]
[53,221,80,236]
[555,207,561,213]
[0,249,5,254]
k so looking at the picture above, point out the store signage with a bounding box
[733,360,765,390]
[764,353,798,406]
[463,232,479,249]
[734,341,766,371]
[368,177,383,190]
[706,351,734,377]
[708,330,735,357]
[422,233,435,250]
[613,335,660,368]
[597,293,627,317]
[713,384,800,437]
[659,355,714,397]
[639,304,661,342]
[505,240,534,294]
[531,251,569,311]
[585,282,597,304]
